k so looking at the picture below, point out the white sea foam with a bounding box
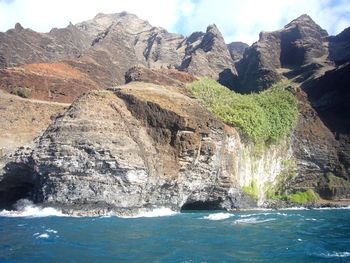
[36,233,49,239]
[318,252,350,258]
[120,207,178,218]
[0,199,65,218]
[202,213,232,220]
[281,207,309,211]
[315,206,350,210]
[46,228,58,234]
[234,217,276,224]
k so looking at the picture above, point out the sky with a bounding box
[0,0,349,44]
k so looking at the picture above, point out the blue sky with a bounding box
[0,0,349,44]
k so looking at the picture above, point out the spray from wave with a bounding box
[202,213,232,221]
[120,207,178,218]
[0,199,65,218]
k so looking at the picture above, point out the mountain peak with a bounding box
[285,14,324,31]
[14,22,23,31]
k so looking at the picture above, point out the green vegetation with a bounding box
[12,87,31,98]
[242,180,259,200]
[325,172,350,191]
[267,189,320,204]
[186,78,298,144]
[151,49,158,61]
[284,189,320,204]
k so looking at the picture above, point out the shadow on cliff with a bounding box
[0,162,37,209]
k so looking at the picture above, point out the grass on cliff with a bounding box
[267,189,320,204]
[285,189,320,204]
[186,78,298,144]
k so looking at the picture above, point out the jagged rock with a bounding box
[0,22,91,68]
[329,26,350,65]
[0,81,293,214]
[236,14,330,93]
[227,42,249,63]
[178,24,237,88]
[0,13,235,90]
[302,62,350,181]
[125,66,197,88]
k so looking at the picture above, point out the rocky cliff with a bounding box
[235,14,330,93]
[0,12,236,95]
[1,78,298,214]
[0,13,350,212]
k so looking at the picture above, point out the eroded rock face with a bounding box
[227,42,249,63]
[1,13,236,91]
[178,25,237,88]
[329,26,350,65]
[2,81,301,214]
[236,14,330,93]
[0,83,258,214]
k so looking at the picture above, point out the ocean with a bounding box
[1,204,350,262]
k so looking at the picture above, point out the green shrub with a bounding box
[242,180,259,200]
[12,87,31,98]
[285,189,320,204]
[186,78,298,144]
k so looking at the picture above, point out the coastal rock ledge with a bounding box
[0,81,290,215]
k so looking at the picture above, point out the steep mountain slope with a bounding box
[0,12,236,93]
[0,13,349,211]
[235,14,331,93]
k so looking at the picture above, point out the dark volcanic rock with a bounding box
[302,62,350,181]
[0,83,259,214]
[125,66,197,88]
[227,42,249,63]
[0,23,91,68]
[0,13,236,90]
[178,24,237,88]
[0,79,293,214]
[329,26,350,65]
[235,14,330,93]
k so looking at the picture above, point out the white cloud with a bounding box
[0,0,349,44]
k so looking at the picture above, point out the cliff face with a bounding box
[0,12,236,97]
[0,78,295,214]
[235,14,330,93]
[0,13,350,211]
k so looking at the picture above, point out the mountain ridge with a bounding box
[0,12,349,213]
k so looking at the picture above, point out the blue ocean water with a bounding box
[1,207,350,262]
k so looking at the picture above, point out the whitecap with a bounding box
[0,199,65,218]
[281,207,309,211]
[202,213,232,220]
[36,233,49,239]
[120,207,178,218]
[234,217,276,224]
[315,206,350,210]
[318,252,350,258]
[297,238,302,241]
[46,228,58,234]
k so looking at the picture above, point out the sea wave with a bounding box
[0,199,65,218]
[202,213,232,220]
[234,217,276,224]
[318,251,350,258]
[120,207,178,218]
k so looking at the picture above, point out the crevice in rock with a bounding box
[180,199,223,211]
[0,162,37,209]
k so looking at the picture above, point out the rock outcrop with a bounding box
[227,42,249,63]
[235,14,330,93]
[178,25,237,88]
[0,80,294,214]
[0,12,236,92]
[329,26,350,65]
